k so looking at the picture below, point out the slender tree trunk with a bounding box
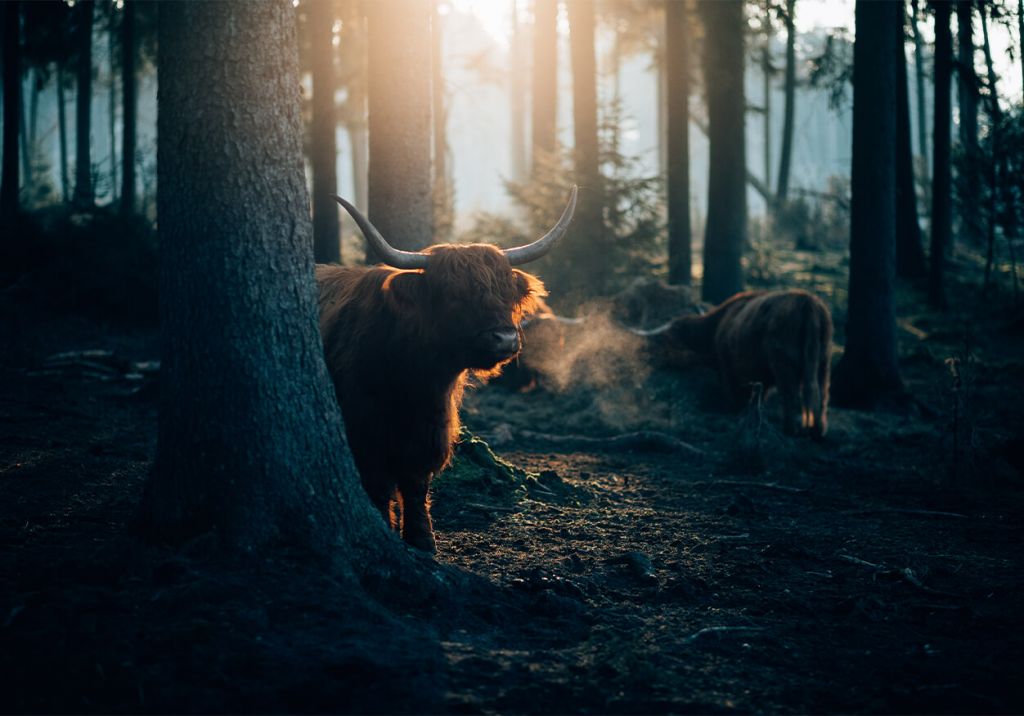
[73,0,94,207]
[531,0,558,172]
[666,0,692,285]
[19,70,31,194]
[775,0,796,206]
[897,2,927,279]
[911,0,929,179]
[699,0,747,303]
[366,0,432,257]
[928,0,952,309]
[831,0,904,407]
[762,0,772,189]
[432,0,453,241]
[509,0,528,182]
[1,0,20,218]
[657,58,667,176]
[120,0,136,214]
[978,1,1001,124]
[567,0,607,296]
[957,2,978,152]
[1019,0,1024,100]
[144,0,398,564]
[108,20,117,202]
[28,67,39,188]
[310,0,340,264]
[57,62,69,203]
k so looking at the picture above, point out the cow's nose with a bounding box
[486,328,520,356]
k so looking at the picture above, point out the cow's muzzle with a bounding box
[478,327,521,361]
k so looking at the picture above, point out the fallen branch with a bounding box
[683,625,765,645]
[843,508,968,519]
[485,426,704,456]
[690,480,806,493]
[836,554,961,598]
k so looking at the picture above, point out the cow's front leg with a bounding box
[398,477,436,553]
[362,477,398,531]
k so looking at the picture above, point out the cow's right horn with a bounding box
[331,195,430,270]
[502,185,577,266]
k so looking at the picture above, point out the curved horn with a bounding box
[331,195,429,270]
[502,185,578,266]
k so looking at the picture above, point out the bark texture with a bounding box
[531,0,558,169]
[309,0,340,264]
[143,0,392,560]
[666,0,692,285]
[73,0,93,207]
[699,0,747,303]
[366,0,433,256]
[1,0,20,218]
[832,0,904,407]
[928,0,952,309]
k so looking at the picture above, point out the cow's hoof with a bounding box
[403,530,437,554]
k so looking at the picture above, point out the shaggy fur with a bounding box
[654,289,833,437]
[316,244,545,552]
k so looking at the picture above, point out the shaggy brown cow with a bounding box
[642,289,833,437]
[317,187,576,552]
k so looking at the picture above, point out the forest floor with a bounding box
[1,248,1023,713]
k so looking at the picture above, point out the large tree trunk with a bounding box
[567,0,607,296]
[831,0,904,407]
[774,0,796,206]
[57,62,69,203]
[142,0,395,562]
[910,0,928,179]
[366,0,432,257]
[699,0,747,303]
[120,0,136,214]
[896,2,927,279]
[531,0,558,172]
[666,0,692,285]
[1,0,20,218]
[309,0,340,264]
[73,0,94,207]
[928,0,952,309]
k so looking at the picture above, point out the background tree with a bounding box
[567,0,608,296]
[509,0,528,182]
[433,0,453,240]
[832,0,904,406]
[1,1,21,218]
[142,0,397,563]
[699,0,747,303]
[72,0,94,207]
[309,0,340,264]
[929,0,952,309]
[910,0,929,180]
[956,0,981,247]
[775,0,797,207]
[366,0,433,256]
[897,1,927,278]
[120,0,137,214]
[531,0,558,173]
[665,0,692,285]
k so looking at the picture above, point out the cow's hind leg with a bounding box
[363,478,398,531]
[398,477,436,553]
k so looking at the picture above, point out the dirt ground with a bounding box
[1,251,1023,714]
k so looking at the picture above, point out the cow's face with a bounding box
[383,244,546,371]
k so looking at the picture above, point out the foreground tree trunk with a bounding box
[896,3,927,279]
[567,0,607,296]
[120,0,136,214]
[531,0,558,172]
[699,0,747,303]
[309,0,340,264]
[832,0,904,407]
[1,0,20,219]
[928,0,952,309]
[666,0,692,285]
[73,0,94,207]
[366,0,432,256]
[775,0,796,206]
[142,0,393,561]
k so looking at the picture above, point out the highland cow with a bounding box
[642,289,833,437]
[317,187,576,552]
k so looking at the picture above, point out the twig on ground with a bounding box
[836,554,962,598]
[690,480,806,493]
[843,508,968,519]
[486,426,704,456]
[683,625,765,645]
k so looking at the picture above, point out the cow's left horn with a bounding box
[502,185,577,266]
[331,195,430,270]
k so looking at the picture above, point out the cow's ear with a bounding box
[512,269,547,317]
[382,270,424,310]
